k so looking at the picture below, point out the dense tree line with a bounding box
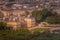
[0,20,7,30]
[0,28,60,40]
[32,9,60,24]
[32,9,53,23]
[45,15,60,24]
[0,21,60,40]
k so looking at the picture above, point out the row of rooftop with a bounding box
[0,0,60,10]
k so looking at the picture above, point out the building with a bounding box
[24,17,35,28]
[7,22,21,30]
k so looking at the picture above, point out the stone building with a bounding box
[24,16,35,28]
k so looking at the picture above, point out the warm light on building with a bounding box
[7,22,18,29]
[24,18,35,28]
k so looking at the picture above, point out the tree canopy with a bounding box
[32,9,53,23]
[0,21,7,30]
[45,15,60,24]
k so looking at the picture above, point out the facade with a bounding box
[24,17,35,28]
[0,10,25,28]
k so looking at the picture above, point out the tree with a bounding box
[25,11,30,17]
[14,28,32,40]
[45,15,60,24]
[0,28,32,40]
[32,9,53,23]
[31,28,53,40]
[0,21,7,30]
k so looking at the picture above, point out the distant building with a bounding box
[24,17,35,28]
[7,22,21,30]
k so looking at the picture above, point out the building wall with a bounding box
[24,18,35,28]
